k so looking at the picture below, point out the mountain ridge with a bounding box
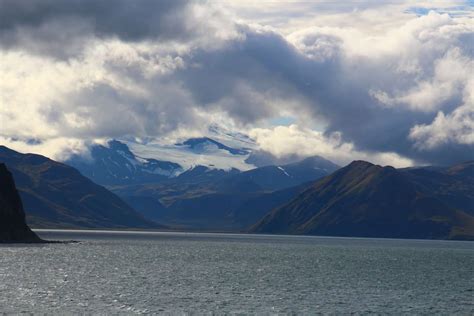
[251,160,474,240]
[0,145,158,229]
[109,156,338,230]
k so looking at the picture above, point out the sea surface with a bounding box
[0,230,473,314]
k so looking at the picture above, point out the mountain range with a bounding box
[66,140,183,185]
[251,160,474,240]
[109,152,339,230]
[65,137,339,230]
[65,137,255,186]
[65,125,305,187]
[0,146,156,229]
[1,130,473,240]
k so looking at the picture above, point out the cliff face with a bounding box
[0,163,41,242]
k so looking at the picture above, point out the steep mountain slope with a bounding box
[227,182,311,229]
[67,140,183,185]
[0,163,42,242]
[66,137,255,186]
[251,161,474,240]
[402,161,474,216]
[0,146,157,229]
[176,137,250,155]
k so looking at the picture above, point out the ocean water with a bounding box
[0,230,473,314]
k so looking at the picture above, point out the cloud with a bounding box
[250,125,414,168]
[0,0,238,58]
[0,43,207,139]
[409,105,474,150]
[0,136,90,161]
[0,0,188,40]
[409,75,474,150]
[0,1,472,166]
[277,10,473,164]
[370,47,472,112]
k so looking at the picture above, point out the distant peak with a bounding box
[0,145,16,153]
[299,155,338,165]
[180,137,214,145]
[177,137,249,156]
[107,139,128,149]
[107,140,134,157]
[299,156,325,163]
[347,160,376,168]
[339,161,400,179]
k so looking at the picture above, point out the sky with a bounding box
[0,0,472,167]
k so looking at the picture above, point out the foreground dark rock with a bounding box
[0,163,42,243]
[251,160,474,240]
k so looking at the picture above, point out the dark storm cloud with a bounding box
[0,0,190,40]
[172,27,473,165]
[174,29,330,123]
[0,0,193,57]
[0,1,471,165]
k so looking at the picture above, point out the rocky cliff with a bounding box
[0,163,42,242]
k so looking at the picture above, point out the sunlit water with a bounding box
[0,230,473,314]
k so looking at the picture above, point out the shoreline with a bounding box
[0,239,79,245]
[32,228,474,243]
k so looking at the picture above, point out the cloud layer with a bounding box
[0,0,472,166]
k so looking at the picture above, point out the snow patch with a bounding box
[277,166,291,177]
[123,138,256,172]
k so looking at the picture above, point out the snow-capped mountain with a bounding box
[65,125,340,190]
[63,127,344,231]
[176,137,249,156]
[66,127,257,185]
[120,125,257,171]
[207,124,256,150]
[122,137,254,173]
[66,140,184,185]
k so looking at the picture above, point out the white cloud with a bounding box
[0,136,91,161]
[0,40,205,139]
[409,76,474,149]
[409,105,474,149]
[250,125,414,168]
[371,47,472,112]
[0,1,472,166]
[278,8,473,163]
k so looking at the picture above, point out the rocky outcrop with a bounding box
[0,163,42,243]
